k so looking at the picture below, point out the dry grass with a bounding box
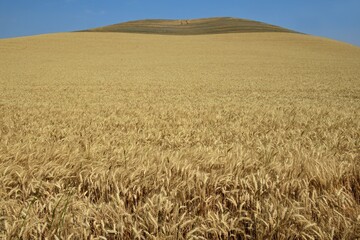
[0,32,360,239]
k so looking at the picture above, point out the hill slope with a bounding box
[0,31,360,239]
[82,17,298,34]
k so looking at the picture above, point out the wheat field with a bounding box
[0,32,360,239]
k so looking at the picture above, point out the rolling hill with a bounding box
[1,18,360,239]
[82,17,299,35]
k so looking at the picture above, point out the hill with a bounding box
[82,17,299,35]
[1,27,360,239]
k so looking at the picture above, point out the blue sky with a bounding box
[0,0,359,46]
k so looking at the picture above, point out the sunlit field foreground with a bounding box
[1,32,360,239]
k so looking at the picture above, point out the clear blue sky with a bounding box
[1,0,359,46]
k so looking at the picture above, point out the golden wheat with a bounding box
[0,32,360,239]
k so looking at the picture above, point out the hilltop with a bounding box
[81,17,298,35]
